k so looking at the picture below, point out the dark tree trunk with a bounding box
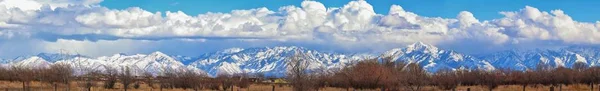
[272,85,275,91]
[550,86,555,91]
[54,83,58,91]
[559,84,562,91]
[522,85,526,91]
[87,80,92,91]
[467,88,471,91]
[22,81,26,91]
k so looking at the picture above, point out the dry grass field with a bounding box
[0,81,596,91]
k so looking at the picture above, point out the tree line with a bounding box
[0,63,254,91]
[287,55,600,91]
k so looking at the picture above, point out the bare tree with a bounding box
[583,67,600,91]
[312,71,333,91]
[11,66,35,91]
[179,70,205,91]
[33,68,47,91]
[571,62,588,88]
[553,67,576,91]
[71,52,97,91]
[44,63,73,91]
[143,72,156,90]
[80,70,101,91]
[514,71,536,91]
[233,73,251,89]
[287,51,316,91]
[158,69,177,90]
[337,58,394,90]
[103,66,119,89]
[478,70,503,91]
[433,68,459,91]
[217,74,235,91]
[330,72,351,90]
[381,57,406,91]
[0,67,8,81]
[119,67,136,91]
[403,63,429,91]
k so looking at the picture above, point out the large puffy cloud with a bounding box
[0,0,599,57]
[493,6,600,44]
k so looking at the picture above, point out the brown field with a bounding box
[0,81,596,91]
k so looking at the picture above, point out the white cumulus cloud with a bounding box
[0,0,599,57]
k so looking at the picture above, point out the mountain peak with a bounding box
[149,51,168,56]
[13,56,51,68]
[405,42,438,52]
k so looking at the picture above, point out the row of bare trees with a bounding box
[286,55,600,91]
[0,64,255,91]
[0,63,73,91]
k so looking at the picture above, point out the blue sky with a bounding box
[101,0,600,22]
[1,0,600,58]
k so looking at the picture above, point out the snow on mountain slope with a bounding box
[12,56,52,68]
[5,52,204,76]
[563,46,600,66]
[5,42,600,77]
[54,57,114,75]
[89,52,202,76]
[521,50,586,69]
[479,50,529,70]
[381,42,495,72]
[189,46,371,77]
[136,52,193,75]
[483,48,590,70]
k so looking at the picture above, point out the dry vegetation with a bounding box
[0,81,597,91]
[2,54,600,91]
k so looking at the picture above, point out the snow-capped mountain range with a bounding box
[2,42,600,77]
[382,42,495,72]
[188,46,370,76]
